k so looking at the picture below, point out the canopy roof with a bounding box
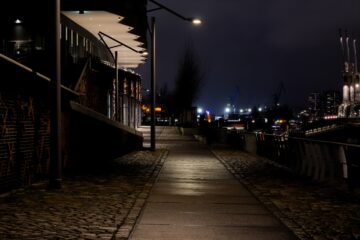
[61,11,147,69]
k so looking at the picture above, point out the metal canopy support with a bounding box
[98,31,143,54]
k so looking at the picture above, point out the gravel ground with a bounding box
[212,145,360,240]
[0,149,167,240]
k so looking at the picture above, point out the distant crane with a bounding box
[272,81,285,107]
[228,84,241,112]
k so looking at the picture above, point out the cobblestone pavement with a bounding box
[212,145,360,240]
[0,149,167,240]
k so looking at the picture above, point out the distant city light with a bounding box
[205,110,211,123]
[197,107,203,114]
[324,115,338,120]
[239,109,244,113]
[225,107,231,113]
[15,19,22,24]
[248,108,252,112]
[258,107,262,112]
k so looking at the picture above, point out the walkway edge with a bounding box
[211,149,312,240]
[112,149,169,240]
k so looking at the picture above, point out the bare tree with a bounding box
[173,45,204,114]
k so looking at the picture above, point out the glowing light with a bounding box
[225,107,231,113]
[239,109,244,113]
[258,107,262,112]
[15,19,22,24]
[248,108,252,112]
[192,18,202,25]
[197,107,203,114]
[356,84,359,88]
[206,110,211,123]
[155,107,162,113]
[343,85,349,101]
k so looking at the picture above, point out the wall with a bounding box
[67,102,143,173]
[0,65,51,193]
[0,56,144,193]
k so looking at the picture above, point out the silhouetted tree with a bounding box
[158,82,173,114]
[173,45,204,115]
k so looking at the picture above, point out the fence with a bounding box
[232,131,360,191]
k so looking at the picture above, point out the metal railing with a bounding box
[238,131,360,191]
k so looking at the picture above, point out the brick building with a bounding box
[0,1,148,192]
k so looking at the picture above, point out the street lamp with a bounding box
[147,0,202,151]
[49,0,62,189]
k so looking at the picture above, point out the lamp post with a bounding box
[49,0,62,189]
[150,17,156,151]
[147,0,201,151]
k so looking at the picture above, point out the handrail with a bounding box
[0,53,78,96]
[251,130,360,148]
[0,53,47,79]
[289,136,360,148]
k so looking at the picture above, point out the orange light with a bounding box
[155,107,162,113]
[142,105,151,113]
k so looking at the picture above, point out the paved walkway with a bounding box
[212,146,360,240]
[130,126,298,240]
[0,149,167,239]
[2,126,355,239]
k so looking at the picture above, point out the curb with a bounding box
[112,149,169,240]
[211,149,313,240]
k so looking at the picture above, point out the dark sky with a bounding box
[137,0,360,115]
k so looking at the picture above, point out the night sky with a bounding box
[138,0,360,115]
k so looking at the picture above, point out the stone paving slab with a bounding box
[131,224,295,240]
[130,126,298,240]
[3,124,358,240]
[0,149,167,240]
[212,145,360,240]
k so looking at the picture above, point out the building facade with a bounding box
[338,31,360,118]
[0,1,148,192]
